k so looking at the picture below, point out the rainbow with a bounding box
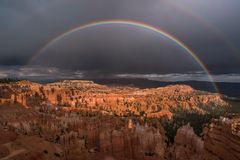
[169,2,240,60]
[26,19,219,92]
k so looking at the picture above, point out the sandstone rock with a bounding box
[203,116,240,160]
[0,80,229,119]
[0,80,236,160]
[172,124,204,160]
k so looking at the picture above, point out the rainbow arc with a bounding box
[25,19,219,92]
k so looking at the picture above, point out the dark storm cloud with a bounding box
[1,66,240,83]
[31,25,202,75]
[0,0,240,76]
[0,66,84,81]
[116,73,240,83]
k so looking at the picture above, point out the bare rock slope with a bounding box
[171,116,240,160]
[0,80,238,160]
[0,80,228,119]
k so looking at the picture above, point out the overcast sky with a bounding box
[0,0,240,79]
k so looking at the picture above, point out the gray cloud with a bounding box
[0,66,240,83]
[0,0,240,74]
[116,72,240,83]
[0,66,83,81]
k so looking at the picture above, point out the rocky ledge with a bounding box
[171,116,240,160]
[0,80,229,119]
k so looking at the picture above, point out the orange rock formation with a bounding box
[0,80,228,119]
[0,80,237,160]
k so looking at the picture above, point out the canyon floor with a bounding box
[0,80,239,160]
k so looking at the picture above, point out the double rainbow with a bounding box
[26,19,218,92]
